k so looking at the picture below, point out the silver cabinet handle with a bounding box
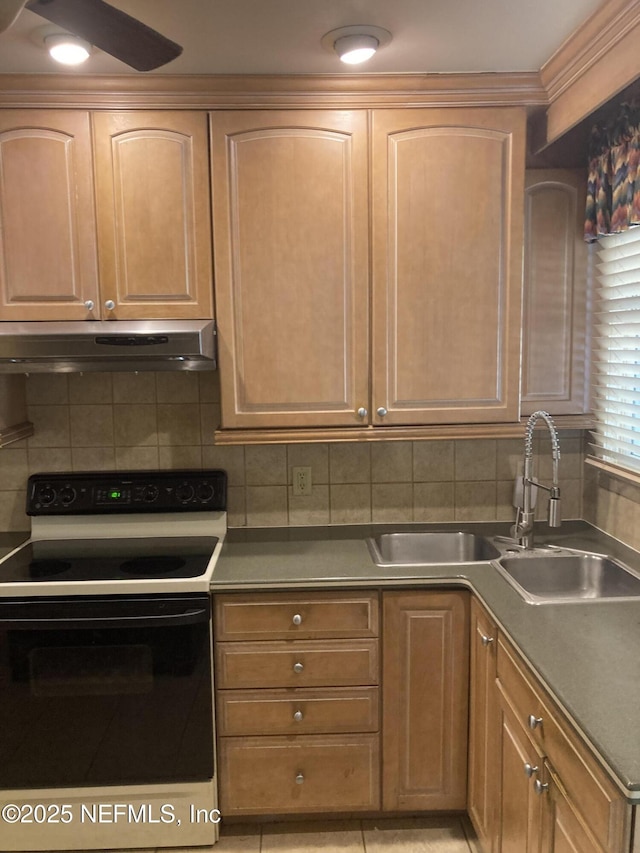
[528,714,543,730]
[534,779,549,795]
[376,406,388,417]
[293,710,303,722]
[480,635,494,646]
[292,613,302,626]
[295,773,304,785]
[524,763,538,778]
[104,300,116,311]
[84,300,95,311]
[357,407,367,418]
[293,662,304,673]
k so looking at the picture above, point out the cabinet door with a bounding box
[210,110,369,429]
[522,170,591,416]
[382,590,469,811]
[92,111,213,319]
[498,693,545,853]
[541,764,603,853]
[371,108,526,425]
[468,599,499,852]
[0,110,99,320]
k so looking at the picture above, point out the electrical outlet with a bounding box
[292,466,312,496]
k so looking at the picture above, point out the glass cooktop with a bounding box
[0,537,219,583]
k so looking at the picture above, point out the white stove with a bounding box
[0,469,226,851]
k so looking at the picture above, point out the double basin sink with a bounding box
[367,531,640,604]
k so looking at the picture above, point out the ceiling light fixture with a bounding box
[31,25,92,66]
[45,33,91,65]
[321,25,392,66]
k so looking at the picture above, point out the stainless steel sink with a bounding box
[367,531,500,566]
[496,553,640,603]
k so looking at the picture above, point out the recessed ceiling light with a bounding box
[321,26,392,66]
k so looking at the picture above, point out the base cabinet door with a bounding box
[497,694,545,853]
[468,599,499,852]
[382,590,469,811]
[541,764,602,853]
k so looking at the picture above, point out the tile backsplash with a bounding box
[0,372,585,534]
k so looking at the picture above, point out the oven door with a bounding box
[0,594,213,790]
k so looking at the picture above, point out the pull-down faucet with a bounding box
[511,410,561,549]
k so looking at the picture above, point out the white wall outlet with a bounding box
[293,466,312,496]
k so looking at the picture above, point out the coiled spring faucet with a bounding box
[511,410,561,549]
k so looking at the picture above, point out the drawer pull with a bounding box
[292,614,303,626]
[480,634,494,646]
[534,779,549,795]
[293,662,304,673]
[293,710,303,722]
[524,763,539,778]
[295,773,304,785]
[528,714,543,730]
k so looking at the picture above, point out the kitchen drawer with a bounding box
[215,639,379,689]
[217,686,379,736]
[496,634,546,749]
[214,591,379,640]
[218,733,380,814]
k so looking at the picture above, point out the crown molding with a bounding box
[0,71,546,109]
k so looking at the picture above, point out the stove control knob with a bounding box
[59,486,76,506]
[175,483,195,503]
[38,486,56,506]
[196,483,215,503]
[142,485,159,503]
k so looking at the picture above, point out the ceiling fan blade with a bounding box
[0,0,27,33]
[25,0,182,70]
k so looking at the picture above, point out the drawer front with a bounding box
[216,639,379,689]
[215,591,379,640]
[218,734,380,814]
[497,635,545,748]
[217,686,379,736]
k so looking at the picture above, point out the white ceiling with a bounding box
[0,0,605,77]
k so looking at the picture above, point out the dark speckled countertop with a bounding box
[211,520,640,802]
[0,532,28,559]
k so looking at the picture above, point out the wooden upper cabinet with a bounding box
[210,110,369,429]
[0,110,99,321]
[371,108,526,425]
[522,169,591,416]
[92,111,213,319]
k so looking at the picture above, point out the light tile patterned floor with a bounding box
[211,816,479,852]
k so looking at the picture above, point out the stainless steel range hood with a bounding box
[0,320,217,373]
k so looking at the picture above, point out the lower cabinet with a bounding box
[495,635,631,853]
[213,591,381,815]
[382,589,470,811]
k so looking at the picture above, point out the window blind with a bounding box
[591,226,640,473]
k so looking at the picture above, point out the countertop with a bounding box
[211,520,640,802]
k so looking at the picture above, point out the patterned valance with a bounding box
[584,102,640,242]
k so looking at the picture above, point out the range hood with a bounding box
[0,320,217,373]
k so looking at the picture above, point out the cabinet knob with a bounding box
[295,773,304,785]
[376,406,388,417]
[292,613,302,626]
[104,300,116,311]
[534,779,549,795]
[357,407,367,418]
[293,662,304,673]
[293,710,303,722]
[84,300,95,311]
[524,763,538,778]
[480,634,494,646]
[528,714,543,730]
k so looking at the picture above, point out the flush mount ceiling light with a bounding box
[31,25,92,66]
[321,25,392,66]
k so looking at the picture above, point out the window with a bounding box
[591,227,640,475]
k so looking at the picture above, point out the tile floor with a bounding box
[176,816,479,852]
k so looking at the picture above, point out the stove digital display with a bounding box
[96,487,130,504]
[109,490,122,500]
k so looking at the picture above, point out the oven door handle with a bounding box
[0,606,210,630]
